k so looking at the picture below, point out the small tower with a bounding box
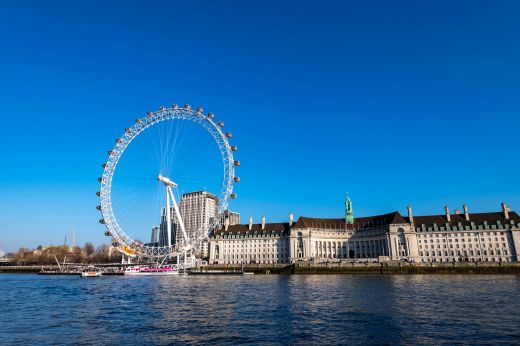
[345,193,354,225]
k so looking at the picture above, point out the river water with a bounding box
[1,274,519,345]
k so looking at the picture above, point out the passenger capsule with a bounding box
[96,205,102,210]
[231,145,238,151]
[217,121,224,127]
[97,177,103,182]
[104,231,111,237]
[112,242,118,247]
[147,111,153,117]
[125,128,131,133]
[234,160,240,166]
[225,132,232,138]
[96,191,101,197]
[231,193,237,199]
[208,112,215,119]
[115,138,122,143]
[159,106,165,111]
[108,150,113,155]
[184,104,191,110]
[101,163,107,168]
[196,106,203,113]
[99,219,105,224]
[135,118,142,124]
[172,104,179,110]
[234,176,240,182]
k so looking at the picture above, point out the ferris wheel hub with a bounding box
[157,174,177,187]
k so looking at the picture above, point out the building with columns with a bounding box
[208,197,520,264]
[289,211,419,262]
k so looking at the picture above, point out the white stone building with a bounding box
[411,204,520,263]
[209,216,291,265]
[290,211,419,262]
[208,198,520,264]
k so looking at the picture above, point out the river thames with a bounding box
[1,274,520,345]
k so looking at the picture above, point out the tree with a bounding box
[84,242,95,259]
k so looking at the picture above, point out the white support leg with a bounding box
[168,186,190,245]
[166,188,171,247]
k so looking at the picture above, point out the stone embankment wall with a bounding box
[3,262,520,274]
[206,262,520,275]
[0,265,61,273]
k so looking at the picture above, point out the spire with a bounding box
[345,193,354,225]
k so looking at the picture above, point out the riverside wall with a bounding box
[204,261,520,275]
[3,262,520,274]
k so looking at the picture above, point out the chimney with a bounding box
[454,209,461,215]
[445,206,451,222]
[463,204,469,221]
[248,216,253,231]
[262,215,266,230]
[289,212,294,227]
[224,215,229,231]
[502,202,510,220]
[407,206,413,224]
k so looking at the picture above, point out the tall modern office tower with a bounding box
[150,226,160,245]
[159,207,177,247]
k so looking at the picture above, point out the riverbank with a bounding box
[216,262,520,274]
[3,262,520,274]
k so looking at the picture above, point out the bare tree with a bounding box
[84,242,95,260]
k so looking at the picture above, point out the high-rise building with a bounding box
[152,190,219,256]
[225,211,241,226]
[177,191,218,257]
[158,206,177,247]
[150,226,160,244]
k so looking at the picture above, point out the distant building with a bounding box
[150,226,160,245]
[209,199,520,264]
[225,210,240,226]
[159,206,177,247]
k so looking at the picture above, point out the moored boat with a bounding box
[124,265,179,276]
[80,266,103,278]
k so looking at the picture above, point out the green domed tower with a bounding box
[345,193,354,225]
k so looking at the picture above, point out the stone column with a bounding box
[511,229,520,261]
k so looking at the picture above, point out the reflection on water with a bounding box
[1,274,520,345]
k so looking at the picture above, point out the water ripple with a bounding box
[1,274,519,345]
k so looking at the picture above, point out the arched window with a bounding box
[297,231,304,258]
[397,228,408,257]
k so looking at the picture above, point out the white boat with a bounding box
[124,265,179,276]
[81,266,103,278]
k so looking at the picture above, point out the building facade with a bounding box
[178,191,218,257]
[225,211,241,226]
[208,199,520,264]
[151,190,218,252]
[209,216,291,264]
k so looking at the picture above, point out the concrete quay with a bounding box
[2,262,520,275]
[206,261,520,275]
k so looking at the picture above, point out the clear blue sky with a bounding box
[0,1,519,252]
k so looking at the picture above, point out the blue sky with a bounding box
[0,1,519,252]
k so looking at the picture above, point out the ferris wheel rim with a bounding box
[97,105,236,258]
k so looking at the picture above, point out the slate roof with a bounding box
[406,211,519,227]
[215,222,291,236]
[293,211,407,230]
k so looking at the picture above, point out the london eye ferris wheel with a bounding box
[96,104,239,259]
